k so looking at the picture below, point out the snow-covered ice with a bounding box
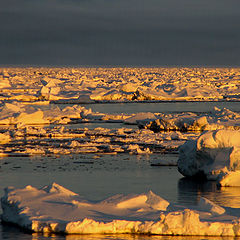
[141,107,240,132]
[0,67,240,102]
[178,130,240,185]
[2,183,240,236]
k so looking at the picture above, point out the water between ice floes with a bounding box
[1,101,240,240]
[82,101,240,114]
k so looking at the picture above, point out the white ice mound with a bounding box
[178,130,240,180]
[3,183,240,236]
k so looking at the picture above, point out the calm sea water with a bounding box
[82,101,240,114]
[0,101,240,240]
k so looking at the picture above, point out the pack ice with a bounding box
[178,129,240,186]
[1,67,240,102]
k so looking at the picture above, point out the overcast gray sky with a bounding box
[0,0,240,67]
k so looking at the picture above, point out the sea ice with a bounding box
[124,112,156,125]
[126,144,152,154]
[218,170,240,187]
[198,197,225,216]
[2,183,240,236]
[0,133,11,144]
[0,102,102,125]
[0,102,238,157]
[143,112,240,132]
[1,67,240,102]
[178,129,240,183]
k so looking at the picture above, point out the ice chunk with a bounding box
[41,77,61,87]
[127,144,151,154]
[119,83,138,92]
[178,130,240,180]
[199,197,225,216]
[145,190,170,211]
[0,133,11,144]
[124,112,156,125]
[0,79,11,88]
[41,182,78,196]
[218,171,240,187]
[51,94,94,104]
[16,110,48,125]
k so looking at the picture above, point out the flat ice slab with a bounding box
[2,183,240,236]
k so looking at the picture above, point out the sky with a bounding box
[0,0,240,67]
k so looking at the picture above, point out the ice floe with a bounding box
[2,183,240,236]
[141,108,240,132]
[124,112,157,125]
[0,102,102,126]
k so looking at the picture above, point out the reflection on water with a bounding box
[216,187,240,208]
[1,224,240,240]
[63,235,240,240]
[0,224,34,240]
[178,177,240,208]
[178,178,218,206]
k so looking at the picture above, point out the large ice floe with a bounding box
[178,129,240,186]
[2,182,240,236]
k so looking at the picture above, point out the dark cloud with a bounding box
[0,0,240,66]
